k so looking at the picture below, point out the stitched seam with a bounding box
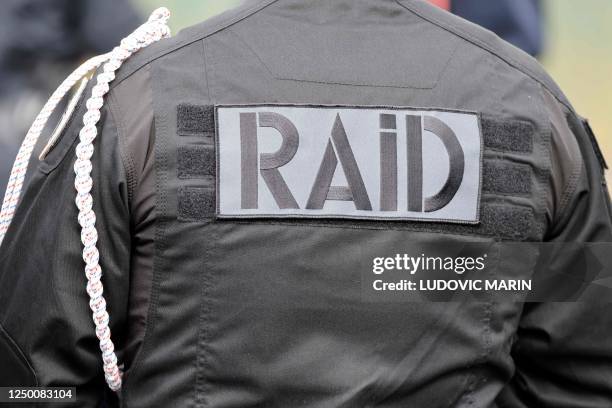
[557,165,583,222]
[229,29,442,90]
[108,91,137,208]
[435,37,462,90]
[195,226,216,408]
[454,243,499,406]
[121,63,169,402]
[178,131,215,138]
[270,76,437,89]
[532,87,553,239]
[202,39,213,109]
[226,28,278,82]
[475,244,501,404]
[229,20,461,90]
[110,0,281,91]
[217,102,480,114]
[195,33,214,408]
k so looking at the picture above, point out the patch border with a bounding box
[214,104,483,225]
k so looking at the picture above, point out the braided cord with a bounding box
[75,8,171,392]
[0,8,171,392]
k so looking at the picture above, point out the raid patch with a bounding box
[216,105,482,223]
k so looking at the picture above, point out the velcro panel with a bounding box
[482,118,534,153]
[482,161,532,195]
[478,204,533,240]
[178,187,215,221]
[177,104,215,136]
[178,145,216,179]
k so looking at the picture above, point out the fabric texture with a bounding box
[0,1,610,407]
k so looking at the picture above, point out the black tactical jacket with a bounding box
[1,1,611,407]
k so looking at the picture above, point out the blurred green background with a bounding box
[542,0,612,171]
[136,0,611,172]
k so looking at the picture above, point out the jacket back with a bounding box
[2,1,611,407]
[120,1,572,406]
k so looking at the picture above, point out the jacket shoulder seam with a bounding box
[111,0,280,90]
[395,0,573,114]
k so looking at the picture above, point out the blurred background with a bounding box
[1,0,610,198]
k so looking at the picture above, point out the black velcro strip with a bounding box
[483,161,532,195]
[482,118,534,154]
[177,104,215,136]
[178,187,215,221]
[479,204,534,241]
[178,145,216,179]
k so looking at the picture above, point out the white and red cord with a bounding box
[0,8,171,392]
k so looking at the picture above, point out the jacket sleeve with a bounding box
[497,91,612,407]
[0,79,132,407]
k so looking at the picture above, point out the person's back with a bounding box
[1,1,611,407]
